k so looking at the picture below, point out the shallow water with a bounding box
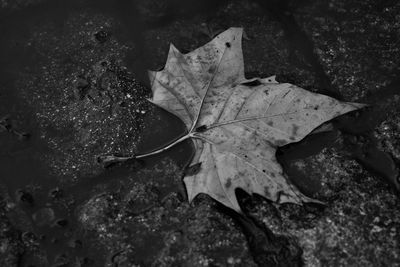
[0,1,194,264]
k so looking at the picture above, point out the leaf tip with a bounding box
[229,27,243,35]
[342,101,368,114]
[147,70,157,88]
[183,176,197,202]
[215,27,243,46]
[228,27,243,42]
[261,75,278,84]
[167,43,180,57]
[354,102,369,109]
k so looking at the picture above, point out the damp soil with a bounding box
[1,0,400,266]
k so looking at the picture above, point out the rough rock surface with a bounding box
[0,0,399,266]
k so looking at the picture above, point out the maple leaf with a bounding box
[101,28,364,213]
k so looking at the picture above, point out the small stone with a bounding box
[6,202,16,210]
[94,30,110,43]
[54,218,68,227]
[21,231,37,244]
[49,187,63,199]
[75,77,90,100]
[76,77,89,89]
[99,73,112,91]
[371,225,383,233]
[16,190,34,206]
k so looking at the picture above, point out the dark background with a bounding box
[0,0,399,266]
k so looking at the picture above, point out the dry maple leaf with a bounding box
[102,27,365,213]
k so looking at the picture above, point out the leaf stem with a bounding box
[98,111,299,165]
[98,133,193,165]
[135,134,192,159]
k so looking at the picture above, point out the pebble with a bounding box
[94,30,110,43]
[16,189,34,206]
[54,218,68,227]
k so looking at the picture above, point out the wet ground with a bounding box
[0,0,399,266]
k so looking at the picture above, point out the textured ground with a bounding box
[0,0,399,266]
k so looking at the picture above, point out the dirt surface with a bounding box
[0,0,399,266]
